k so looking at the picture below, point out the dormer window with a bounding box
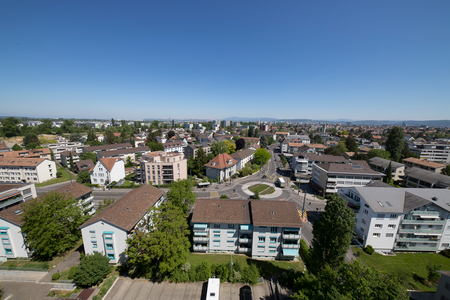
[228,159,232,164]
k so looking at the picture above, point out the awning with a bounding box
[240,224,252,230]
[284,228,300,231]
[193,223,208,228]
[418,215,440,219]
[282,249,299,256]
[0,191,21,202]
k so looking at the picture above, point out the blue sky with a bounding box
[1,0,449,121]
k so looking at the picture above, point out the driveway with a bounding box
[0,281,52,300]
[105,277,278,300]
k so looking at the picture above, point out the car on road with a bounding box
[262,175,267,179]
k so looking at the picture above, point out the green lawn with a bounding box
[187,253,303,277]
[0,260,49,270]
[261,187,275,195]
[249,184,270,194]
[353,247,450,292]
[35,167,76,187]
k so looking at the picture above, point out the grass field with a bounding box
[187,253,303,277]
[353,247,450,292]
[260,187,275,195]
[0,260,49,270]
[35,166,76,187]
[249,184,270,194]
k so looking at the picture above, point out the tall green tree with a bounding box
[254,148,272,166]
[72,252,111,288]
[130,135,135,147]
[441,165,450,176]
[384,162,393,184]
[235,138,246,151]
[345,136,359,153]
[211,141,228,156]
[260,136,268,148]
[23,132,39,147]
[87,130,97,143]
[248,126,254,137]
[12,143,23,151]
[125,202,191,278]
[146,142,164,151]
[111,118,115,126]
[166,179,197,213]
[313,135,323,144]
[386,127,405,162]
[368,148,391,160]
[168,130,176,139]
[105,131,116,145]
[21,191,89,260]
[79,151,98,164]
[310,194,355,274]
[76,170,90,184]
[69,152,75,171]
[1,117,20,137]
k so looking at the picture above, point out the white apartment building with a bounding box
[162,141,184,154]
[0,183,37,211]
[291,153,348,176]
[191,199,302,260]
[0,158,57,184]
[409,144,450,164]
[79,185,164,263]
[311,161,384,195]
[339,187,450,254]
[90,158,125,186]
[48,142,85,160]
[230,149,255,171]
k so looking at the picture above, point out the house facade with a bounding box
[89,158,125,186]
[0,183,37,211]
[230,149,255,171]
[409,144,450,164]
[191,199,302,260]
[368,157,405,181]
[205,153,238,181]
[139,151,187,185]
[0,158,57,184]
[184,144,212,160]
[60,151,80,167]
[79,185,165,263]
[97,146,151,163]
[404,167,450,189]
[403,157,446,174]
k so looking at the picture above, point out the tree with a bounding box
[441,165,450,176]
[248,126,254,137]
[313,135,323,144]
[97,198,115,214]
[166,179,197,213]
[130,135,135,147]
[254,148,271,166]
[1,117,20,137]
[70,133,83,142]
[61,119,75,133]
[20,191,89,260]
[76,170,90,184]
[125,202,190,278]
[69,153,74,172]
[224,140,236,154]
[386,127,405,162]
[345,136,359,153]
[146,142,164,151]
[125,156,133,168]
[211,141,228,156]
[105,131,116,145]
[23,133,39,147]
[87,131,97,143]
[80,151,98,164]
[12,143,23,151]
[260,136,268,149]
[384,162,393,184]
[88,140,103,146]
[401,140,419,160]
[368,149,391,160]
[309,194,355,274]
[111,118,115,126]
[72,252,111,288]
[235,138,246,151]
[168,130,176,139]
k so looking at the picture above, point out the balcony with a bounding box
[402,219,445,225]
[394,245,438,251]
[282,233,300,239]
[282,243,300,249]
[193,245,208,252]
[411,211,440,218]
[80,195,94,206]
[398,228,443,235]
[239,238,252,243]
[83,202,95,211]
[193,237,209,242]
[0,195,24,210]
[238,247,251,253]
[162,166,173,170]
[396,237,440,243]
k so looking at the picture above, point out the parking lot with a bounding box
[105,277,277,300]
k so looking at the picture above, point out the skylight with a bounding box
[386,201,393,207]
[377,201,384,207]
[352,165,362,169]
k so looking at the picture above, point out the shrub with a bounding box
[68,266,77,280]
[300,239,311,269]
[56,171,63,178]
[241,264,259,285]
[426,262,442,281]
[440,249,450,258]
[92,275,116,300]
[220,194,229,199]
[52,272,61,281]
[364,245,375,255]
[73,252,112,288]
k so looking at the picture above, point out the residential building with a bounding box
[162,141,183,154]
[368,157,406,181]
[139,151,187,185]
[83,143,132,155]
[48,142,84,160]
[258,131,276,140]
[205,153,238,181]
[311,161,384,195]
[0,183,36,211]
[409,144,450,164]
[60,151,80,167]
[97,146,151,163]
[291,153,348,176]
[404,168,450,189]
[403,157,446,174]
[184,144,212,160]
[435,271,450,300]
[0,148,51,160]
[298,144,328,155]
[339,187,450,254]
[90,158,125,186]
[78,185,165,263]
[0,158,57,184]
[230,149,255,171]
[0,182,94,259]
[75,159,95,173]
[191,199,302,260]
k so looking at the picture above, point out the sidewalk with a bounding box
[40,251,81,282]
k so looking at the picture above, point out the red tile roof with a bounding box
[205,153,238,170]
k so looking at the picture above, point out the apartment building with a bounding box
[311,161,384,195]
[0,148,51,160]
[205,153,238,181]
[184,144,212,160]
[0,158,57,184]
[0,182,94,259]
[97,146,151,163]
[404,168,450,189]
[191,199,302,260]
[0,183,37,211]
[83,143,132,155]
[90,158,125,186]
[162,141,183,154]
[368,157,406,181]
[291,153,348,176]
[140,151,187,185]
[48,142,84,160]
[230,149,255,171]
[403,157,446,174]
[60,151,80,167]
[79,185,165,263]
[339,187,450,254]
[409,144,450,164]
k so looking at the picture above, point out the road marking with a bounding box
[298,210,308,222]
[210,191,219,198]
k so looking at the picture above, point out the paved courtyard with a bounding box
[105,277,277,300]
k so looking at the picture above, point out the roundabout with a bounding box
[240,181,284,198]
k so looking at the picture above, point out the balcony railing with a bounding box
[398,228,443,235]
[282,244,300,249]
[83,202,95,211]
[239,238,251,243]
[80,195,94,206]
[238,247,251,253]
[394,245,438,251]
[282,233,300,239]
[402,219,445,225]
[193,228,208,232]
[0,196,24,210]
[396,237,440,243]
[193,237,209,242]
[193,245,208,251]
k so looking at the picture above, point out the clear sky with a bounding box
[1,0,449,121]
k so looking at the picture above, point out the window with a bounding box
[106,243,114,250]
[214,234,220,237]
[107,253,115,260]
[2,238,10,245]
[227,230,234,233]
[0,231,7,235]
[363,209,368,214]
[376,214,384,219]
[259,237,266,243]
[388,224,396,229]
[4,248,12,255]
[269,250,276,253]
[372,233,380,237]
[104,233,113,240]
[375,224,382,228]
[360,227,365,233]
[258,246,265,252]
[93,243,98,248]
[228,224,234,228]
[213,230,220,233]
[362,219,366,224]
[213,240,220,242]
[386,233,394,237]
[214,224,220,228]
[271,227,277,233]
[270,237,277,243]
[390,214,397,219]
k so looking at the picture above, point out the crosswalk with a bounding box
[298,210,309,222]
[210,191,219,198]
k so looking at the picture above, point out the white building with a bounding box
[230,149,255,171]
[162,141,183,154]
[192,199,302,260]
[90,158,125,186]
[409,144,450,164]
[0,183,37,211]
[79,185,165,263]
[339,187,450,254]
[48,142,84,160]
[205,153,238,181]
[0,158,57,184]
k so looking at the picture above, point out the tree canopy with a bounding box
[146,142,164,151]
[76,170,90,184]
[235,138,246,151]
[80,151,98,164]
[23,133,39,147]
[345,136,359,153]
[441,165,450,176]
[254,148,271,166]
[260,136,268,148]
[386,127,405,162]
[72,252,112,288]
[125,202,191,279]
[12,143,23,151]
[211,141,228,156]
[166,179,197,213]
[20,191,89,260]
